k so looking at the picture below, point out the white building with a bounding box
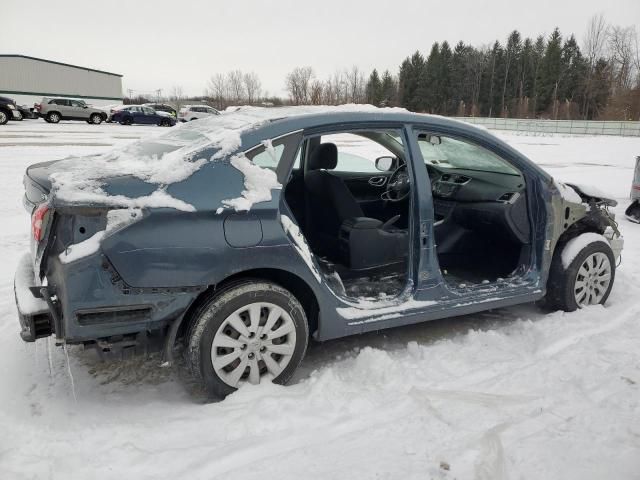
[0,54,123,107]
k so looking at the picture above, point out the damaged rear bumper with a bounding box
[14,253,54,342]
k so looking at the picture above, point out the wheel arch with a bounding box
[174,267,320,348]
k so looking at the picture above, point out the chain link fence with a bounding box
[454,117,640,137]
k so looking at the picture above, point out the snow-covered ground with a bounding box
[0,121,639,479]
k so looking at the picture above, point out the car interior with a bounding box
[284,130,412,300]
[418,133,531,286]
[279,129,532,301]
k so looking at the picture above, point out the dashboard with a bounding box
[425,164,530,244]
[426,164,525,203]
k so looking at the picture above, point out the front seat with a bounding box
[304,143,407,270]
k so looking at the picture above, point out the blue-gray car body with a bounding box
[14,109,622,353]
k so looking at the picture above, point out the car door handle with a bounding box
[368,176,387,187]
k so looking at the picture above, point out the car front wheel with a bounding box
[46,112,61,123]
[186,280,309,399]
[90,113,103,124]
[545,233,615,311]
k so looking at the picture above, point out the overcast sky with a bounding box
[2,0,639,98]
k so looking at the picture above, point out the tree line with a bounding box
[126,14,639,121]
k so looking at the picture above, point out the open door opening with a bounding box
[283,129,412,301]
[416,132,531,288]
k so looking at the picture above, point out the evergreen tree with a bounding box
[380,70,398,106]
[539,28,563,116]
[365,69,383,106]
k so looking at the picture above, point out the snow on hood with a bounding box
[49,105,405,211]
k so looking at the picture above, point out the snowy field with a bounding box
[0,120,639,479]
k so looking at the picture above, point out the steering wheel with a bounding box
[382,165,410,202]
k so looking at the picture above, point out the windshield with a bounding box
[418,135,519,175]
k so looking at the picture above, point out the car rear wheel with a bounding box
[0,110,8,125]
[46,112,61,123]
[544,233,615,311]
[186,280,309,399]
[90,113,103,124]
[14,111,23,121]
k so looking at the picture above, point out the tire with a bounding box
[0,110,8,125]
[544,233,615,312]
[46,112,61,123]
[186,280,309,399]
[190,117,197,121]
[90,113,103,124]
[14,111,23,121]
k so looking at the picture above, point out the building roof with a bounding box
[0,54,123,77]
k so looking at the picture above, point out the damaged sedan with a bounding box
[15,106,624,399]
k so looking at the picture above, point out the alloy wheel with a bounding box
[574,252,612,306]
[211,302,297,387]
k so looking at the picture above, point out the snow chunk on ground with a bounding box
[280,215,321,282]
[222,154,281,211]
[561,232,609,269]
[14,253,47,314]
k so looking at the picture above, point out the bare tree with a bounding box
[207,73,229,109]
[309,79,324,104]
[243,72,262,105]
[285,66,315,105]
[227,70,246,104]
[170,85,185,111]
[346,66,366,103]
[608,25,637,92]
[582,13,609,118]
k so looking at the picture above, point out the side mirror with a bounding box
[375,156,396,172]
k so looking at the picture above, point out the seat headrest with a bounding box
[308,143,338,171]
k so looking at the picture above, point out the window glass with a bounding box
[320,132,402,173]
[53,99,68,106]
[417,134,519,175]
[70,100,84,107]
[249,143,285,169]
[142,107,154,115]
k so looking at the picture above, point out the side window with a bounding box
[248,143,285,168]
[69,100,84,107]
[142,107,154,115]
[53,99,68,106]
[320,132,401,173]
[245,131,303,182]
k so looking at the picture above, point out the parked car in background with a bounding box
[143,103,177,117]
[16,105,38,120]
[178,104,219,122]
[14,107,624,400]
[0,96,22,124]
[111,105,176,126]
[35,97,107,124]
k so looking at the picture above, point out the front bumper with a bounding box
[14,253,53,342]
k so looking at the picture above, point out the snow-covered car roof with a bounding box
[45,105,536,212]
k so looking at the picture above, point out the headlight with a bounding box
[7,104,15,110]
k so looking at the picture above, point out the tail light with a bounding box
[32,204,49,242]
